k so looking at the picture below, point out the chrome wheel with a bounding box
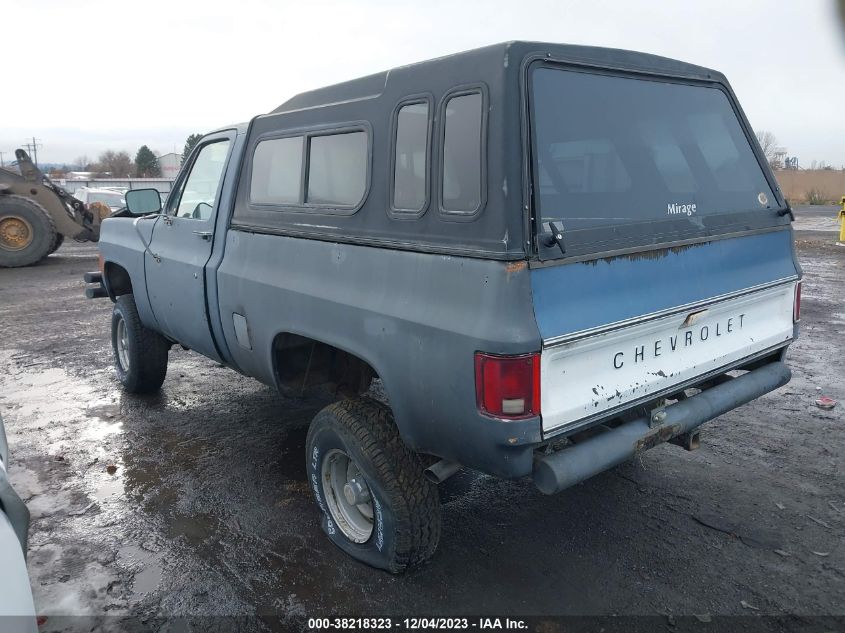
[115,317,130,372]
[321,448,374,543]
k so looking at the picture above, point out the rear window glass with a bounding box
[307,132,367,206]
[531,68,776,234]
[441,92,483,214]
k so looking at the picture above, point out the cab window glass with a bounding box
[637,120,697,192]
[688,113,749,191]
[539,139,631,193]
[173,140,231,219]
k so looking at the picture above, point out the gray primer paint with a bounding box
[216,231,543,477]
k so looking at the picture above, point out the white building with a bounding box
[157,152,182,179]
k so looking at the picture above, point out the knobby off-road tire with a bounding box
[306,397,441,573]
[0,195,57,268]
[111,294,169,393]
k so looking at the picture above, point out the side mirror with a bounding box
[125,189,162,216]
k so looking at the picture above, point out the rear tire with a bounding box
[0,195,57,268]
[306,397,441,573]
[111,294,169,393]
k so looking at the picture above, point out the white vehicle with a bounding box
[0,414,36,632]
[73,187,127,213]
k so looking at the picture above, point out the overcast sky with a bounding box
[2,0,844,167]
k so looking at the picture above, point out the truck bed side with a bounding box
[215,230,543,477]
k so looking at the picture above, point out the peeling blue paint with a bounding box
[531,231,798,340]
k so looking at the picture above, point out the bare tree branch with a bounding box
[755,130,783,169]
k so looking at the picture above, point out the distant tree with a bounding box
[72,155,91,171]
[135,145,161,177]
[95,150,133,177]
[755,130,783,170]
[182,133,203,165]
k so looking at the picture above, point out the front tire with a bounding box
[306,398,441,573]
[111,294,169,393]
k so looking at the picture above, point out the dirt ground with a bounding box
[0,206,843,632]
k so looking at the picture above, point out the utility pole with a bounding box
[23,137,42,168]
[0,151,5,167]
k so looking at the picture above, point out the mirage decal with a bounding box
[668,202,697,216]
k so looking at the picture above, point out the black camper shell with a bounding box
[232,41,788,262]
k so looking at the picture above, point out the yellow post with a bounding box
[840,196,845,244]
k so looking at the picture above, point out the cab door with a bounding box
[144,132,234,360]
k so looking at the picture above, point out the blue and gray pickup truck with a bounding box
[85,42,801,572]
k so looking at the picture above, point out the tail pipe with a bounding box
[424,459,461,484]
[533,362,792,495]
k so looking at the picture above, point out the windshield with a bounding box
[89,192,126,208]
[530,66,779,257]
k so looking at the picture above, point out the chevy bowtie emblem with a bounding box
[681,309,709,328]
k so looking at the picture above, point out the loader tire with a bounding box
[48,233,65,255]
[0,195,57,267]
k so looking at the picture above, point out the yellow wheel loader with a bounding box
[0,149,106,267]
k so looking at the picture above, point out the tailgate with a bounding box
[539,281,796,434]
[529,231,800,436]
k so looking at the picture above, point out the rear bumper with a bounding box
[533,361,791,494]
[83,271,108,299]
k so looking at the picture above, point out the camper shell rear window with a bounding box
[529,64,786,260]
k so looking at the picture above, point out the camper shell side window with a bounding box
[438,85,488,220]
[248,123,372,215]
[389,94,433,218]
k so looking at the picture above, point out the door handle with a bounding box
[192,230,212,241]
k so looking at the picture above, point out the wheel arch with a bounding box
[269,330,386,401]
[102,261,133,301]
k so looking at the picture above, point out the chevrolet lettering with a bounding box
[614,314,746,369]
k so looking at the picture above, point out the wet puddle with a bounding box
[0,354,129,508]
[118,545,164,597]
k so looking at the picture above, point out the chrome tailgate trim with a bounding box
[540,281,797,435]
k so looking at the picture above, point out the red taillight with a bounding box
[474,352,540,419]
[794,281,802,322]
[98,253,105,274]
